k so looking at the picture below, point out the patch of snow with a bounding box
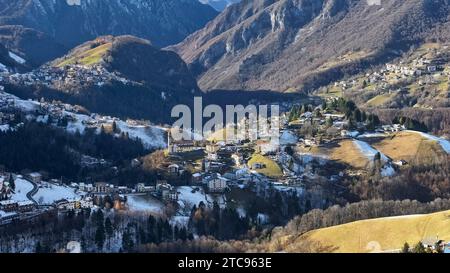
[259,140,280,154]
[14,99,40,112]
[65,112,90,134]
[346,131,360,138]
[358,132,387,139]
[381,165,395,177]
[257,213,269,224]
[10,178,34,202]
[0,124,10,132]
[126,195,164,214]
[236,207,246,218]
[34,182,82,205]
[177,186,209,208]
[353,140,389,162]
[116,121,166,149]
[410,130,450,154]
[382,214,424,220]
[0,62,7,72]
[9,52,26,64]
[66,0,81,6]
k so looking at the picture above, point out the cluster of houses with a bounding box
[334,51,450,96]
[70,181,179,203]
[420,236,450,254]
[54,197,94,211]
[0,199,36,225]
[0,64,130,90]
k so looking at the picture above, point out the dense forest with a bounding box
[0,121,153,184]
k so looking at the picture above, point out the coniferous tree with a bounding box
[105,217,113,238]
[412,242,426,253]
[402,242,410,253]
[95,224,105,251]
[8,174,15,191]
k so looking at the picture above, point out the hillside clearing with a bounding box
[284,210,450,253]
[248,153,283,178]
[329,139,370,169]
[56,42,112,67]
[372,131,447,163]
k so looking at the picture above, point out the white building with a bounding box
[206,174,228,193]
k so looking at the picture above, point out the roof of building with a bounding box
[0,200,17,206]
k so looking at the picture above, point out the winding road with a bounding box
[25,180,39,205]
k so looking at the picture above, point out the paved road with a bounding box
[25,180,39,205]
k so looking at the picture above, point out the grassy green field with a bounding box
[366,93,394,107]
[56,42,112,67]
[248,153,283,178]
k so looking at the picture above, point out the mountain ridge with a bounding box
[171,0,450,92]
[0,0,218,48]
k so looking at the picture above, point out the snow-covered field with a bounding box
[410,131,450,154]
[1,92,166,149]
[177,186,226,209]
[11,178,34,202]
[14,98,40,112]
[353,140,389,162]
[126,195,164,214]
[34,182,82,205]
[353,140,395,177]
[177,186,210,208]
[117,121,166,149]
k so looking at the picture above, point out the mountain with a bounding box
[0,0,218,48]
[3,35,200,123]
[51,35,200,93]
[199,0,241,11]
[171,0,450,92]
[0,25,67,69]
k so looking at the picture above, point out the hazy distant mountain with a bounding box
[0,0,218,48]
[199,0,241,11]
[172,0,450,92]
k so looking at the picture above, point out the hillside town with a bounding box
[0,64,132,91]
[326,44,450,108]
[2,81,450,228]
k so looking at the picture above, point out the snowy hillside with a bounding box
[0,91,166,149]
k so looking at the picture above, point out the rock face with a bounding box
[171,0,450,92]
[0,0,218,48]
